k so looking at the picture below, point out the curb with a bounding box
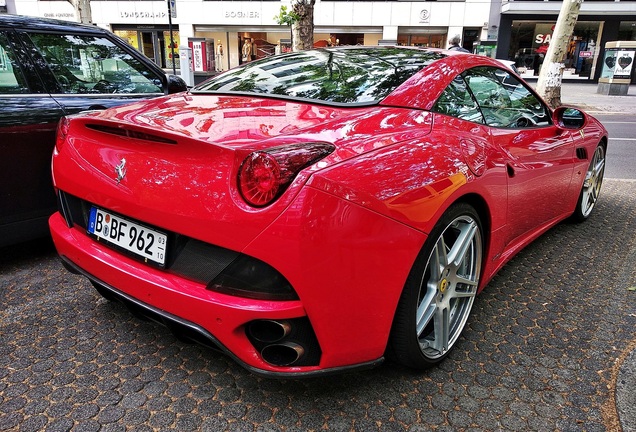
[617,347,636,431]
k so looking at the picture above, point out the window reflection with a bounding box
[463,67,550,128]
[433,76,484,124]
[433,66,550,129]
[0,32,29,94]
[27,33,163,95]
[194,48,445,105]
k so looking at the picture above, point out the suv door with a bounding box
[0,29,66,246]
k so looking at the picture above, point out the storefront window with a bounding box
[509,21,600,78]
[114,30,139,52]
[619,22,636,41]
[397,34,444,48]
[163,31,180,70]
[113,28,179,70]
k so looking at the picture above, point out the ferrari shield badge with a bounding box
[115,158,126,183]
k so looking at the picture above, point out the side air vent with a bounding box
[86,124,178,145]
[576,147,588,160]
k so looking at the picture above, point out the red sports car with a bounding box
[50,47,607,377]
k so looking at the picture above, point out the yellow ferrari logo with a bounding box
[439,279,449,294]
[579,130,585,139]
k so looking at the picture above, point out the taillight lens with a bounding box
[238,142,335,207]
[55,117,70,151]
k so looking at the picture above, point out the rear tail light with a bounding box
[55,117,70,151]
[238,142,335,207]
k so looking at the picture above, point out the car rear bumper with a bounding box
[50,212,385,377]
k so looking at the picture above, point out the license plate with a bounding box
[88,207,167,266]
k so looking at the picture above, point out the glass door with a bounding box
[140,32,158,65]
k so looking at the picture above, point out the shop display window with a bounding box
[509,20,600,79]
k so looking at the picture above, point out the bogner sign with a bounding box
[225,11,260,19]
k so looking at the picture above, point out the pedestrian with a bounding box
[251,38,258,61]
[448,35,469,53]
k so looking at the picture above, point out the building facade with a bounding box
[10,0,493,79]
[6,0,636,82]
[496,0,636,81]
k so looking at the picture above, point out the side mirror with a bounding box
[553,106,586,130]
[166,74,188,94]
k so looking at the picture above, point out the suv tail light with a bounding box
[238,142,335,207]
[55,117,70,152]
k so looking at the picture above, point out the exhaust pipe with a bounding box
[245,317,321,366]
[247,320,291,343]
[261,342,305,366]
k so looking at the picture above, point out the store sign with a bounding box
[43,12,75,20]
[600,49,635,80]
[535,34,552,45]
[613,50,635,79]
[419,9,430,24]
[533,23,555,51]
[120,11,167,19]
[579,51,593,58]
[190,41,205,72]
[224,11,260,19]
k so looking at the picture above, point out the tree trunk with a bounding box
[68,0,92,24]
[291,0,315,52]
[535,0,582,108]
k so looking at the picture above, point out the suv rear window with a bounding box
[0,32,29,94]
[27,33,163,94]
[193,48,444,105]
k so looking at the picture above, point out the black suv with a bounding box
[0,15,187,247]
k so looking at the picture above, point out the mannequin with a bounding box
[216,40,224,72]
[242,38,252,63]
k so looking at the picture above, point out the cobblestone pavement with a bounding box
[1,179,635,431]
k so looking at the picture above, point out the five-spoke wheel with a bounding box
[572,144,605,222]
[389,203,483,369]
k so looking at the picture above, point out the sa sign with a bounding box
[535,34,552,44]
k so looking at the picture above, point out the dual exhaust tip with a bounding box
[247,320,305,366]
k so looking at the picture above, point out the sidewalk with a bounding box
[539,80,636,432]
[536,81,636,115]
[560,82,636,114]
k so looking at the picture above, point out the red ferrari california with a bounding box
[50,47,607,377]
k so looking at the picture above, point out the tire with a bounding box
[388,203,483,369]
[571,144,605,223]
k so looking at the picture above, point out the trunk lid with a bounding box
[54,93,432,252]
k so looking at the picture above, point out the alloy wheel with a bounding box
[416,214,482,359]
[580,145,605,218]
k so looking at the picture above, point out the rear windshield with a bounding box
[192,48,445,105]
